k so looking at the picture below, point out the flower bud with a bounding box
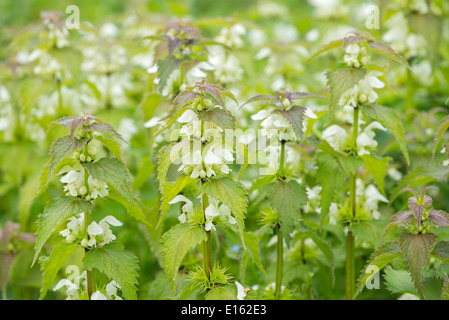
[73,152,80,159]
[359,93,367,104]
[183,166,193,175]
[196,103,203,111]
[361,56,370,65]
[86,156,92,162]
[79,154,86,162]
[66,235,76,243]
[204,99,212,108]
[282,98,290,108]
[88,146,97,155]
[199,169,207,179]
[81,238,89,248]
[79,186,88,196]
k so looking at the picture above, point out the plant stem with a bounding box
[201,184,212,284]
[275,140,286,299]
[279,140,285,177]
[57,77,63,113]
[275,225,283,299]
[84,209,95,299]
[83,167,95,299]
[346,106,359,300]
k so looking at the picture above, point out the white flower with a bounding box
[105,280,123,300]
[235,281,247,300]
[53,279,79,300]
[322,125,348,152]
[87,176,109,199]
[169,195,194,223]
[356,121,386,155]
[215,24,246,48]
[91,291,108,300]
[339,71,384,108]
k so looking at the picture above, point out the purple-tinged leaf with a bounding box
[240,95,277,109]
[428,209,449,227]
[380,210,414,243]
[275,105,306,140]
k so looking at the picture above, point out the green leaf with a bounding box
[83,122,126,144]
[82,158,145,223]
[315,151,345,226]
[389,165,449,202]
[275,105,306,140]
[197,107,237,130]
[366,40,411,70]
[398,232,438,299]
[35,135,87,198]
[94,135,122,160]
[361,154,391,196]
[205,284,237,300]
[157,56,184,94]
[432,241,449,262]
[158,175,195,228]
[383,267,417,295]
[265,180,308,246]
[33,196,91,266]
[362,104,410,166]
[442,276,449,300]
[243,232,266,276]
[349,220,387,247]
[380,211,414,243]
[160,223,207,292]
[83,243,140,300]
[299,229,334,284]
[157,143,176,194]
[354,240,401,298]
[307,39,344,61]
[433,115,449,157]
[39,242,80,300]
[203,177,248,239]
[325,68,367,124]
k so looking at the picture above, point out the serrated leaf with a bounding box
[361,154,391,196]
[197,107,237,130]
[325,68,367,124]
[39,242,79,300]
[157,143,176,194]
[398,232,438,299]
[203,177,248,239]
[428,209,449,227]
[240,94,277,109]
[432,241,449,262]
[366,40,411,70]
[265,180,308,246]
[307,39,344,61]
[354,240,401,298]
[433,115,449,157]
[362,104,410,166]
[83,243,140,300]
[82,158,145,223]
[33,196,91,266]
[157,56,184,94]
[442,276,449,300]
[380,211,414,243]
[160,223,207,292]
[383,267,417,295]
[275,105,306,140]
[243,232,266,276]
[389,165,449,202]
[35,135,87,199]
[158,175,195,228]
[94,135,122,160]
[315,151,345,226]
[83,122,126,144]
[205,284,237,300]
